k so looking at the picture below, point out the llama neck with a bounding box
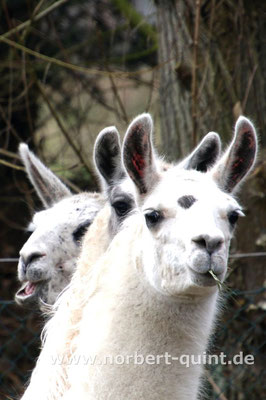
[69,249,219,400]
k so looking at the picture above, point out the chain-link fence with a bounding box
[205,287,265,399]
[0,285,265,399]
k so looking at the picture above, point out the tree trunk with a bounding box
[155,0,266,161]
[156,0,193,160]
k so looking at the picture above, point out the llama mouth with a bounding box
[15,281,39,303]
[189,268,223,287]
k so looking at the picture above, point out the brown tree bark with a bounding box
[155,0,266,160]
[156,0,193,159]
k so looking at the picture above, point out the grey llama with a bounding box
[15,125,135,309]
[16,144,104,308]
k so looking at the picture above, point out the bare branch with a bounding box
[1,0,69,39]
[36,80,93,175]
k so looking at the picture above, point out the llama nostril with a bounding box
[193,238,206,249]
[23,252,45,272]
[192,235,223,255]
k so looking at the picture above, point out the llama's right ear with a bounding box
[94,126,124,189]
[19,143,71,208]
[179,132,221,172]
[212,116,257,193]
[122,113,159,195]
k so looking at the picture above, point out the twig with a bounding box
[36,80,93,175]
[21,51,34,137]
[18,0,47,141]
[145,71,155,112]
[0,35,178,78]
[209,270,230,292]
[1,0,69,39]
[191,0,201,147]
[0,159,24,171]
[108,73,129,124]
[0,392,14,400]
[242,64,258,113]
[32,0,46,18]
[1,0,13,34]
[230,252,266,258]
[20,0,46,43]
[6,42,14,149]
[0,148,20,159]
[205,369,228,400]
[112,0,157,42]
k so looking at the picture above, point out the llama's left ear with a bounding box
[19,143,71,208]
[179,132,221,172]
[212,116,257,193]
[94,126,124,190]
[122,113,159,194]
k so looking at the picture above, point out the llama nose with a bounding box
[20,252,45,274]
[192,234,224,255]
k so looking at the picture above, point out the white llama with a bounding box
[15,125,134,309]
[62,114,257,400]
[20,116,223,399]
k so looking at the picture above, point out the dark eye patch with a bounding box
[112,200,132,217]
[228,210,239,226]
[110,189,134,219]
[178,195,197,209]
[145,210,162,228]
[73,220,91,243]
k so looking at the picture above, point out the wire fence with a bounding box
[0,274,265,399]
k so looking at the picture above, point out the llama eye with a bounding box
[145,210,162,228]
[112,201,131,217]
[73,221,91,243]
[228,211,239,226]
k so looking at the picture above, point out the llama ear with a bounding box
[19,143,71,208]
[180,132,221,172]
[122,113,159,194]
[212,116,257,193]
[94,126,124,189]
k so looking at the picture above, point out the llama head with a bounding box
[123,114,257,297]
[16,144,104,308]
[16,125,136,309]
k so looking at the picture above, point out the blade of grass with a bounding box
[208,270,230,293]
